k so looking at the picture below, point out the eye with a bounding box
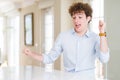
[79,16,82,19]
[72,16,76,19]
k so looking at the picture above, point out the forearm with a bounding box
[29,51,43,62]
[100,36,109,53]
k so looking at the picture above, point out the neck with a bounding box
[75,28,88,36]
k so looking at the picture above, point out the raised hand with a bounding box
[99,20,106,33]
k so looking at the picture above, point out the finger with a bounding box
[25,49,30,53]
[99,20,103,27]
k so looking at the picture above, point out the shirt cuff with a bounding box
[100,48,110,63]
[42,54,47,64]
[42,53,52,64]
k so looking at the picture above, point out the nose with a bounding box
[74,17,79,24]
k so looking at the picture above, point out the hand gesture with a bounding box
[23,48,32,56]
[99,20,106,33]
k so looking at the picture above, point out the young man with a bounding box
[24,2,109,77]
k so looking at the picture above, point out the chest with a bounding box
[62,36,95,51]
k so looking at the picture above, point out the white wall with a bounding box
[61,0,74,32]
[105,0,120,79]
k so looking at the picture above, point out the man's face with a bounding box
[72,11,90,33]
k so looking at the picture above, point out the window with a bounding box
[0,16,20,67]
[90,0,107,80]
[90,0,104,34]
[42,7,54,71]
[0,17,4,63]
[6,16,20,67]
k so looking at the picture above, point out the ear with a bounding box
[87,16,91,23]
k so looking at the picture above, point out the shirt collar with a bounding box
[71,28,91,38]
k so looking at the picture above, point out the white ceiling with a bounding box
[0,0,38,15]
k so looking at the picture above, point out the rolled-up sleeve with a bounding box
[99,49,110,63]
[95,38,110,63]
[42,33,63,64]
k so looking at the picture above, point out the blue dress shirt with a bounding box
[43,29,110,72]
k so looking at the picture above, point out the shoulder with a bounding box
[87,31,100,42]
[59,29,73,37]
[55,29,73,42]
[88,31,99,38]
[91,32,101,44]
